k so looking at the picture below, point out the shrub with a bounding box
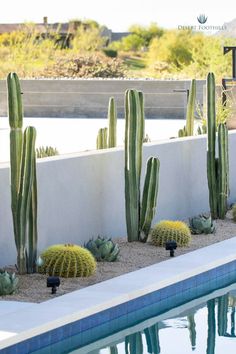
[85,236,120,261]
[103,48,118,58]
[151,220,191,247]
[39,244,96,278]
[0,270,19,295]
[39,53,126,78]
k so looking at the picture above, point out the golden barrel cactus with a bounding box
[39,244,96,278]
[151,220,191,247]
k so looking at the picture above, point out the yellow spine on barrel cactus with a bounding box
[151,220,191,247]
[39,244,96,278]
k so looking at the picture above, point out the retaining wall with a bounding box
[0,79,205,119]
[1,132,236,267]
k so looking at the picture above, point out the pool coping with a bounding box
[0,237,236,350]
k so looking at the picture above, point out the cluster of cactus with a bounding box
[125,89,160,242]
[207,73,229,219]
[97,97,117,149]
[85,236,120,261]
[189,214,215,234]
[8,72,38,274]
[151,220,191,247]
[36,146,58,158]
[178,79,196,137]
[0,269,19,295]
[38,244,96,278]
[197,124,207,135]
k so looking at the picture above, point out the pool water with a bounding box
[33,283,236,354]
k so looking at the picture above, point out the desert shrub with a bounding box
[39,53,126,78]
[39,244,96,278]
[151,220,191,247]
[103,48,118,58]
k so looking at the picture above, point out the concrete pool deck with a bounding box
[0,237,236,351]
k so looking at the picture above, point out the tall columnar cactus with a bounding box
[207,72,229,219]
[178,79,196,137]
[96,127,108,149]
[7,72,38,274]
[140,157,160,241]
[108,97,117,148]
[124,89,160,242]
[96,97,117,150]
[186,79,196,136]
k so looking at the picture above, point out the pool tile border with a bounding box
[1,237,236,353]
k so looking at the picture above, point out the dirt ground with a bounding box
[1,211,236,303]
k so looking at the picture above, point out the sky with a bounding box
[0,0,235,31]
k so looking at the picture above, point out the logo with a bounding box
[177,14,226,32]
[197,14,208,24]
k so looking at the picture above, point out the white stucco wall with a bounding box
[1,132,236,267]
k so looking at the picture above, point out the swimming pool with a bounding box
[1,238,236,354]
[33,283,236,354]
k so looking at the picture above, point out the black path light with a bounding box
[47,276,60,294]
[165,241,177,257]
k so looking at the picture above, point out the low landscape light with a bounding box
[47,276,60,294]
[165,241,177,257]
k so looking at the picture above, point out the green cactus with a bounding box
[36,146,58,158]
[151,220,191,247]
[207,72,229,219]
[7,72,38,274]
[85,236,120,262]
[186,79,196,136]
[96,127,108,149]
[39,244,96,278]
[178,126,187,137]
[96,97,117,150]
[0,270,19,296]
[108,97,117,148]
[189,214,215,234]
[178,79,196,137]
[140,157,160,242]
[124,89,160,242]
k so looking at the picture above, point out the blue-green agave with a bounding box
[0,270,19,295]
[189,214,215,234]
[85,236,120,262]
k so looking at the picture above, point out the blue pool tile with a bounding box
[3,259,236,354]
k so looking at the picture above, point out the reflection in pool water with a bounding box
[101,291,236,354]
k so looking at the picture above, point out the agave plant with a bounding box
[189,214,215,234]
[85,236,120,262]
[0,270,19,295]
